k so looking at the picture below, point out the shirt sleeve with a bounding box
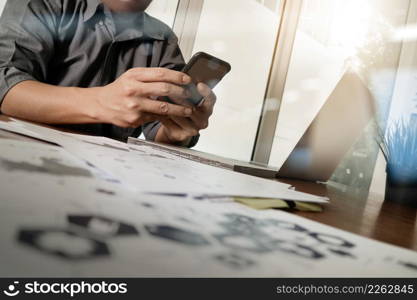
[0,0,58,105]
[142,33,200,148]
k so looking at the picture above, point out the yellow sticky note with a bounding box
[233,197,289,210]
[233,197,323,212]
[295,201,323,212]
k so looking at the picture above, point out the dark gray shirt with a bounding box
[0,0,197,145]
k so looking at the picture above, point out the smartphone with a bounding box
[182,52,231,106]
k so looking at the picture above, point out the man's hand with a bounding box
[1,68,214,147]
[155,83,216,145]
[95,68,194,128]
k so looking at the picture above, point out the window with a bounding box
[191,0,282,161]
[0,0,6,14]
[146,0,179,28]
[267,0,412,191]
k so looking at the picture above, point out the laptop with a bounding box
[276,71,375,182]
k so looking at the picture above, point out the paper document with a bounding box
[63,141,327,202]
[0,139,415,277]
[0,162,415,277]
[0,119,326,202]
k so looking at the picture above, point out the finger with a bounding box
[116,112,160,128]
[137,82,190,100]
[189,110,209,130]
[155,95,194,110]
[127,67,191,85]
[159,118,185,143]
[162,117,197,142]
[142,113,165,124]
[155,95,191,108]
[167,95,194,107]
[193,97,214,117]
[199,96,215,115]
[160,117,181,132]
[197,83,217,104]
[170,117,199,136]
[139,98,193,118]
[196,83,216,113]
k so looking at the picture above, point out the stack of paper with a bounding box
[0,124,416,277]
[0,118,328,204]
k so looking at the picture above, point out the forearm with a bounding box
[0,80,102,124]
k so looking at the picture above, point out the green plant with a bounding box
[378,119,417,184]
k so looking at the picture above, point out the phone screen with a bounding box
[183,52,231,105]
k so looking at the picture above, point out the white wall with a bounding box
[0,0,6,14]
[386,0,417,124]
[146,0,178,28]
[191,0,280,161]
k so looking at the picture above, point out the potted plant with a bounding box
[378,119,417,207]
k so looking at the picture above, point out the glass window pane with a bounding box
[0,0,6,14]
[269,0,411,190]
[146,0,178,28]
[191,0,282,161]
[388,1,417,124]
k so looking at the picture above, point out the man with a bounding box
[0,0,216,146]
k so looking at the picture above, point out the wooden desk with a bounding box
[1,115,416,252]
[280,178,417,252]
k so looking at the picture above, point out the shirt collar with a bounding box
[83,1,165,41]
[83,0,102,23]
[142,13,166,41]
